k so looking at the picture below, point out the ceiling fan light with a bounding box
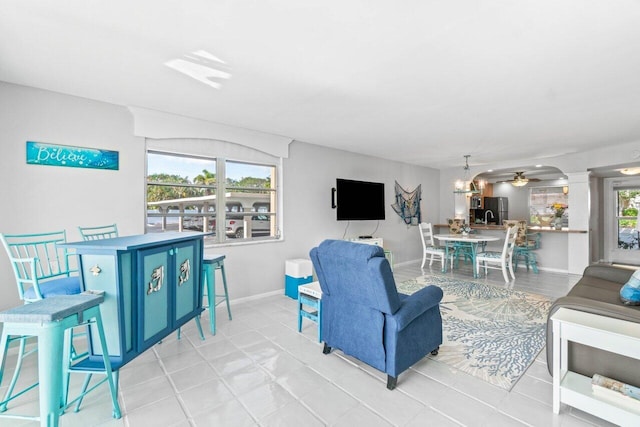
[620,167,640,175]
[511,178,528,187]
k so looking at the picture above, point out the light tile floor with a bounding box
[0,261,619,426]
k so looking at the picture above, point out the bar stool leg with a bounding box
[218,262,232,321]
[0,337,27,412]
[38,323,65,427]
[203,263,216,335]
[317,299,322,343]
[297,295,303,333]
[93,309,121,419]
[63,307,122,418]
[0,333,11,411]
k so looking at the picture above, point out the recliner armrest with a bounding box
[391,285,443,331]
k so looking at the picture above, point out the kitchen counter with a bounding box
[435,224,588,234]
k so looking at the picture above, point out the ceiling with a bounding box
[2,1,640,169]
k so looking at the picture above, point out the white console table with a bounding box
[551,308,640,425]
[347,237,384,247]
[348,237,393,268]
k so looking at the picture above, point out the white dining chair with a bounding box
[475,225,518,282]
[418,222,453,270]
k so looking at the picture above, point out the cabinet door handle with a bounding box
[169,249,174,256]
[147,265,164,295]
[178,258,190,286]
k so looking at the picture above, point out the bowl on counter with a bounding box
[537,215,554,226]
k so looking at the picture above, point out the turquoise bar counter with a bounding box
[60,232,205,369]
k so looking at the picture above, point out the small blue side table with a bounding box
[297,281,322,342]
[0,293,120,427]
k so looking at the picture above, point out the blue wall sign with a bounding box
[26,141,119,170]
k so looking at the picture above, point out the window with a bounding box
[529,186,569,226]
[146,150,279,243]
[616,188,640,250]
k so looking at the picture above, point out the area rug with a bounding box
[397,275,552,390]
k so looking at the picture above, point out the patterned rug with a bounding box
[397,275,552,390]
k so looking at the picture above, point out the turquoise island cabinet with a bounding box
[60,232,205,369]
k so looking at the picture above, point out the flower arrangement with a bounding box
[550,203,568,218]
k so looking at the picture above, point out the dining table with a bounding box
[434,233,500,277]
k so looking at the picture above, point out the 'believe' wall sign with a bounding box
[26,141,119,170]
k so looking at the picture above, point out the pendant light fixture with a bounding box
[453,155,479,194]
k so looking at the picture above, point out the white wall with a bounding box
[0,82,440,308]
[213,141,440,301]
[0,82,145,310]
[282,141,440,267]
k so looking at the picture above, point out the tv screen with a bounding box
[335,179,385,221]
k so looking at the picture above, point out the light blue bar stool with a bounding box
[0,293,121,427]
[202,254,232,335]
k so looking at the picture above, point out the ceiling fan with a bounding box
[498,172,541,187]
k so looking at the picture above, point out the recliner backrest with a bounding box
[310,239,401,315]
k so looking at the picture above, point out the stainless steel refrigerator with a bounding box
[483,197,508,225]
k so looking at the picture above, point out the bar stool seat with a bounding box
[0,293,121,427]
[202,254,232,335]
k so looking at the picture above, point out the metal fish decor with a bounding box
[391,181,421,226]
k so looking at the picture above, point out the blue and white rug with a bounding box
[398,275,552,390]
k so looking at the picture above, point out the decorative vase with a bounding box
[553,217,563,230]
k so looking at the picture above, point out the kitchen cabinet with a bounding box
[60,232,204,369]
[469,183,493,223]
[476,183,493,207]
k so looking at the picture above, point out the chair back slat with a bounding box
[78,224,119,241]
[419,222,436,248]
[504,225,518,259]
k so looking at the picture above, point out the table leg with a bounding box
[442,243,449,273]
[471,243,478,278]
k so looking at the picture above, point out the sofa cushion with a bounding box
[620,269,640,305]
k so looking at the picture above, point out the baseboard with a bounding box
[231,289,283,306]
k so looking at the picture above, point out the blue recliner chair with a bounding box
[310,239,443,390]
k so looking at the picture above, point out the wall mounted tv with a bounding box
[334,178,386,221]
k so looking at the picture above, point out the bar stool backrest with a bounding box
[0,231,77,301]
[78,224,119,241]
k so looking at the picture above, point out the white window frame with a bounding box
[604,176,640,263]
[145,141,282,245]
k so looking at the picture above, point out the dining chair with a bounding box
[447,218,473,266]
[475,225,518,282]
[78,223,119,240]
[503,220,540,273]
[418,222,453,270]
[515,231,541,273]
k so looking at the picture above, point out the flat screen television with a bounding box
[335,178,385,221]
